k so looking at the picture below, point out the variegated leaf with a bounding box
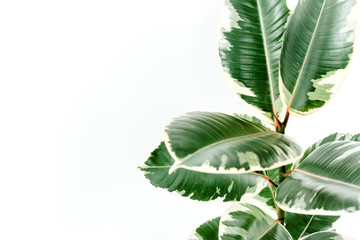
[255,165,293,211]
[280,0,357,116]
[188,217,220,240]
[233,113,271,130]
[219,203,293,240]
[219,0,289,124]
[299,231,355,240]
[276,141,360,215]
[254,167,339,239]
[140,142,268,202]
[299,133,360,165]
[165,112,302,174]
[285,213,339,239]
[256,183,277,211]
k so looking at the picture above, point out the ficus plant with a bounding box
[140,0,359,239]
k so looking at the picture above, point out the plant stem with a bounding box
[277,165,286,224]
[274,112,289,224]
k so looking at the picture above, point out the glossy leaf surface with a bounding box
[188,217,220,240]
[219,0,289,123]
[300,231,354,240]
[299,133,360,165]
[255,167,339,239]
[219,203,293,240]
[280,0,357,116]
[276,141,360,215]
[285,213,339,239]
[165,112,302,174]
[140,142,267,202]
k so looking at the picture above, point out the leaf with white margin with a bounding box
[233,113,271,130]
[219,203,293,240]
[279,0,357,116]
[285,213,339,239]
[165,112,302,174]
[188,217,220,240]
[276,141,360,215]
[254,168,339,239]
[219,0,289,124]
[299,231,355,240]
[140,142,268,202]
[298,133,360,166]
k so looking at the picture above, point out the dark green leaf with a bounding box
[285,213,339,239]
[188,217,220,240]
[280,0,357,116]
[140,142,267,202]
[219,203,293,240]
[165,112,302,174]
[219,0,289,124]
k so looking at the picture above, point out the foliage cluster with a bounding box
[140,0,359,239]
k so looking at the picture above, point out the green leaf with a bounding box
[255,166,292,210]
[256,183,277,210]
[165,112,302,174]
[233,113,271,130]
[140,142,268,202]
[276,141,360,215]
[188,217,220,240]
[299,133,360,166]
[254,167,339,239]
[299,231,354,240]
[219,0,289,124]
[279,0,357,116]
[219,203,293,240]
[285,213,339,239]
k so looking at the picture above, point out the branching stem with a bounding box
[274,110,290,224]
[250,172,278,188]
[267,178,278,188]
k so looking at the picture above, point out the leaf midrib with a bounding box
[142,165,266,180]
[293,169,360,190]
[287,0,327,109]
[256,0,277,116]
[256,220,279,240]
[176,131,273,166]
[298,215,314,239]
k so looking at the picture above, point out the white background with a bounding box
[0,0,359,239]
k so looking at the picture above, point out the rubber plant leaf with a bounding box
[276,141,360,215]
[140,142,267,202]
[279,0,357,116]
[188,217,220,240]
[219,0,289,124]
[165,112,302,174]
[219,203,293,240]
